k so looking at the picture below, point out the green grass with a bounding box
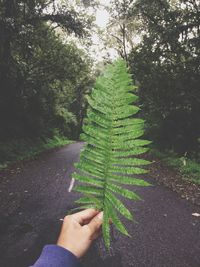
[0,135,74,170]
[150,148,200,185]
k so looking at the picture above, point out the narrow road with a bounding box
[0,142,199,267]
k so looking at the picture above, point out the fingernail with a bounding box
[97,211,103,220]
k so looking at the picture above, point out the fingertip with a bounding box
[97,211,103,220]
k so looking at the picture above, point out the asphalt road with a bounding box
[0,142,199,267]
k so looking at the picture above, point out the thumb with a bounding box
[87,211,103,235]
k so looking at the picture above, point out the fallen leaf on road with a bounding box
[192,213,200,217]
[68,178,75,192]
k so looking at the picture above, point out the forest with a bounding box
[1,0,199,181]
[0,1,200,267]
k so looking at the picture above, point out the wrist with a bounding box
[57,241,81,258]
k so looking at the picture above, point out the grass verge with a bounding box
[0,135,74,170]
[150,148,200,185]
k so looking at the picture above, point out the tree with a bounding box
[128,0,200,154]
[103,0,141,61]
[0,0,94,139]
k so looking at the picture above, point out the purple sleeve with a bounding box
[31,245,82,267]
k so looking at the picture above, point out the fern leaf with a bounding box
[110,165,148,175]
[112,157,151,166]
[105,191,133,220]
[102,206,110,248]
[113,147,149,157]
[75,195,102,210]
[71,59,151,248]
[105,199,130,236]
[108,174,151,186]
[107,183,141,200]
[72,173,104,187]
[74,185,103,196]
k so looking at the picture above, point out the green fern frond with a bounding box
[71,59,151,248]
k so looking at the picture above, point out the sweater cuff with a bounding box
[31,244,82,267]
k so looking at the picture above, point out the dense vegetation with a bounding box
[0,0,96,167]
[129,0,200,156]
[0,0,94,141]
[0,0,200,174]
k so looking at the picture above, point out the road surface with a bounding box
[0,142,199,267]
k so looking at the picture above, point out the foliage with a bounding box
[0,131,73,170]
[128,0,200,155]
[150,148,200,185]
[103,0,140,61]
[71,60,151,247]
[0,0,95,141]
[105,0,200,156]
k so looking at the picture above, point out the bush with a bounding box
[0,133,73,170]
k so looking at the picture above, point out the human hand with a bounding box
[57,209,103,258]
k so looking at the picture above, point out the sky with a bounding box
[90,0,118,62]
[51,0,118,62]
[90,0,141,62]
[95,0,110,27]
[96,8,109,28]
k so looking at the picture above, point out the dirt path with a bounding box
[0,142,199,267]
